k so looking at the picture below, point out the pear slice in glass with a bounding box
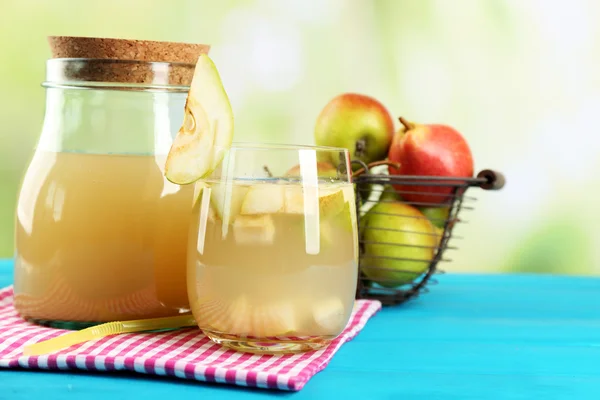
[210,182,249,223]
[233,214,276,245]
[203,295,298,338]
[312,296,346,334]
[239,184,286,215]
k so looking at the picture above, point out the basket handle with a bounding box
[476,169,505,190]
[351,160,506,191]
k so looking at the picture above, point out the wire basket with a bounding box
[351,160,505,306]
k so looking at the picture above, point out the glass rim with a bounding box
[227,142,349,153]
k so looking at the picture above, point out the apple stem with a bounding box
[398,117,413,131]
[355,138,367,157]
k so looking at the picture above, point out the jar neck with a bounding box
[38,86,187,156]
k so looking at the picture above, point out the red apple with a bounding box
[314,93,395,167]
[388,117,474,205]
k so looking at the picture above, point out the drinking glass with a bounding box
[187,143,359,354]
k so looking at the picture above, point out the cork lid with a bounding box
[46,36,211,86]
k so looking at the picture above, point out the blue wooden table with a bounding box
[1,258,599,399]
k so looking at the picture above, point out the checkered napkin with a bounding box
[0,286,381,391]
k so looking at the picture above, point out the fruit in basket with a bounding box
[419,206,451,229]
[379,184,402,202]
[360,201,437,287]
[354,182,373,204]
[314,93,394,167]
[387,117,473,205]
[165,54,234,185]
[285,161,339,180]
[433,226,444,247]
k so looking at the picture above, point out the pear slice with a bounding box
[313,296,346,334]
[240,184,286,215]
[193,297,231,332]
[282,186,348,254]
[202,295,297,337]
[250,302,297,337]
[240,183,346,218]
[319,220,335,249]
[226,298,298,338]
[317,188,346,219]
[165,54,234,185]
[283,185,306,215]
[284,186,346,218]
[233,214,276,245]
[197,296,248,334]
[332,201,356,233]
[210,182,249,222]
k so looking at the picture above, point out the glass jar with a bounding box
[14,58,198,327]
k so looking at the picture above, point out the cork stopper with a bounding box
[46,36,211,86]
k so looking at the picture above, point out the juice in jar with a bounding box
[13,38,211,327]
[14,151,194,323]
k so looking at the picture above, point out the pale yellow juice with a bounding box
[187,180,359,345]
[14,151,194,323]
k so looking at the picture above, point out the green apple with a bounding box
[360,202,437,287]
[314,93,394,167]
[165,54,234,185]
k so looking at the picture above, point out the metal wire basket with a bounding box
[351,160,505,306]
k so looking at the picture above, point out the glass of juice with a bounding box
[13,38,209,327]
[187,143,359,354]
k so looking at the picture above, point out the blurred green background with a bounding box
[1,0,599,275]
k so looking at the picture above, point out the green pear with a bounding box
[379,184,402,202]
[418,206,450,229]
[360,202,437,287]
[433,225,444,248]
